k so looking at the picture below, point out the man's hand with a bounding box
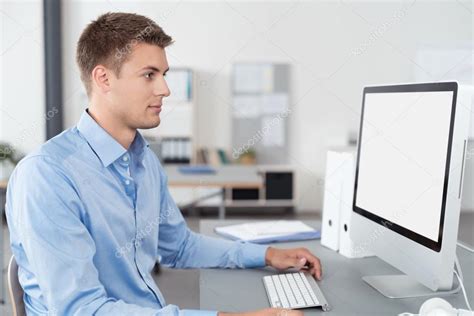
[265,247,322,280]
[218,307,303,316]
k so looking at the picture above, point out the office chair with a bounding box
[7,256,26,316]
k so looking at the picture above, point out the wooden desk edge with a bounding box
[168,182,263,189]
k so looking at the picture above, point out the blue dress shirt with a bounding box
[6,110,269,315]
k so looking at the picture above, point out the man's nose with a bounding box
[155,77,170,97]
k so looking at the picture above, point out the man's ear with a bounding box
[91,65,112,94]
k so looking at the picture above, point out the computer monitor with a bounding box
[350,82,471,298]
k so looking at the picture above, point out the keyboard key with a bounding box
[278,274,297,307]
[263,276,281,308]
[294,273,314,305]
[286,274,306,307]
[272,275,290,308]
[300,273,320,304]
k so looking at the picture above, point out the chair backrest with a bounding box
[7,256,26,316]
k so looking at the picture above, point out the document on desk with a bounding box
[178,165,216,174]
[214,220,320,244]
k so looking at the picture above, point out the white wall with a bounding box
[1,0,45,154]
[2,0,471,212]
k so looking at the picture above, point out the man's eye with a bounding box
[145,72,154,79]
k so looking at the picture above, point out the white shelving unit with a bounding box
[232,63,291,164]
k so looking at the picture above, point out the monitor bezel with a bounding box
[352,82,458,253]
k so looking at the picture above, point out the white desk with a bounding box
[165,166,263,219]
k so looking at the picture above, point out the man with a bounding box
[6,12,322,316]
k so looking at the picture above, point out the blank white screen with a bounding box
[356,91,453,242]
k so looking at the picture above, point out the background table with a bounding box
[165,166,263,219]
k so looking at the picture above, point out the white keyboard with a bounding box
[263,272,330,311]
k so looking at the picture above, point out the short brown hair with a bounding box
[76,12,173,96]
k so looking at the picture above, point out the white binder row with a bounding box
[161,138,192,162]
[321,149,374,258]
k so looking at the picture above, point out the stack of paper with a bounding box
[215,220,320,244]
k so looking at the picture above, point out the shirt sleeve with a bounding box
[156,165,269,269]
[5,155,216,316]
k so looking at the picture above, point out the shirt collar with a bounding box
[77,110,149,167]
[130,129,149,163]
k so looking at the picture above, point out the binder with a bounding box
[321,149,374,258]
[338,151,373,258]
[321,151,344,251]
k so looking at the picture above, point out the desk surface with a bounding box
[199,219,474,315]
[165,166,262,188]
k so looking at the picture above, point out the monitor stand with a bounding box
[362,256,462,299]
[458,212,474,253]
